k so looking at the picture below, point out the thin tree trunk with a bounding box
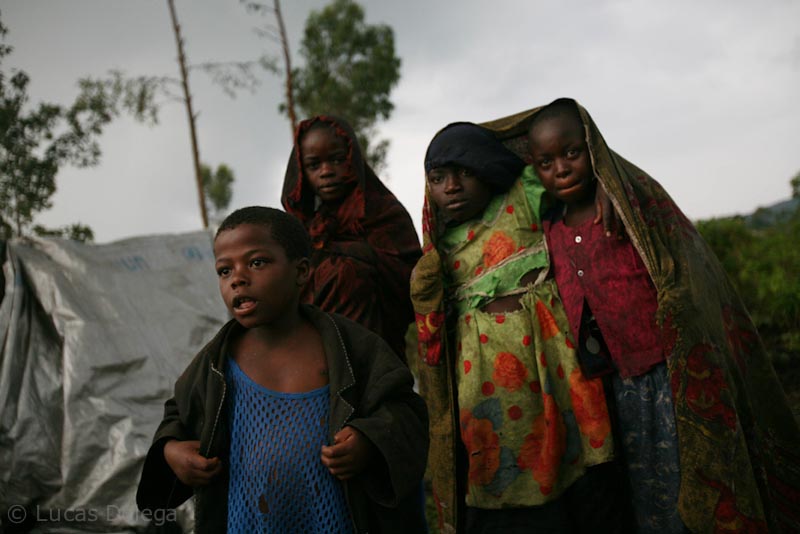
[167,0,208,228]
[13,194,21,237]
[273,0,297,135]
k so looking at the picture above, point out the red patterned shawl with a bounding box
[282,116,421,360]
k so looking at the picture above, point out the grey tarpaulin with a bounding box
[0,231,229,533]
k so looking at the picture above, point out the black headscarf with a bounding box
[423,121,525,192]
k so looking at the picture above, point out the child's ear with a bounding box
[295,258,312,286]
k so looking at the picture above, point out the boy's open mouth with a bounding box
[233,296,256,310]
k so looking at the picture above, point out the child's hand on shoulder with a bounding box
[163,439,222,487]
[594,183,625,239]
[320,426,377,480]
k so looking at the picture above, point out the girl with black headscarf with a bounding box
[412,122,624,533]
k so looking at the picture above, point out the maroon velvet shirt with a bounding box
[544,213,664,378]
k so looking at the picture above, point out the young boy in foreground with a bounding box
[136,206,429,533]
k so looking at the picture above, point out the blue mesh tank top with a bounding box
[226,358,354,533]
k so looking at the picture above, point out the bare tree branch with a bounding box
[167,0,208,228]
[274,0,297,134]
[189,59,268,98]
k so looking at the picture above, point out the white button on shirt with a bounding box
[577,269,584,277]
[575,235,582,243]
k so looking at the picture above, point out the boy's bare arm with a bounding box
[320,426,377,480]
[163,439,222,487]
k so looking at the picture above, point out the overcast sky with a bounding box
[3,0,799,243]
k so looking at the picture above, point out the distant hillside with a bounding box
[745,197,800,228]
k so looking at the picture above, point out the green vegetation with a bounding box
[0,13,157,242]
[696,190,800,366]
[286,0,401,173]
[201,163,235,224]
[697,177,800,422]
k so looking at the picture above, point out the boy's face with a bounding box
[214,223,310,329]
[528,115,595,207]
[300,126,356,204]
[427,165,493,224]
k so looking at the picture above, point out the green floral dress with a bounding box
[439,166,614,508]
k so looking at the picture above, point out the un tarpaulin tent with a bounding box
[0,232,229,532]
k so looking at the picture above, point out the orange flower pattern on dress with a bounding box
[535,299,560,340]
[517,392,566,495]
[460,410,501,486]
[429,176,616,510]
[568,367,611,448]
[492,352,528,392]
[482,231,516,268]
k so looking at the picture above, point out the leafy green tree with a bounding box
[201,163,235,223]
[1,5,260,240]
[791,170,800,199]
[285,0,401,173]
[0,13,157,241]
[32,223,94,242]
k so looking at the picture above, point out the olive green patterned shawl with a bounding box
[411,98,800,533]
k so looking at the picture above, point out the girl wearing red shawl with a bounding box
[282,116,421,361]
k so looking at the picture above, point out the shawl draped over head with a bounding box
[282,115,421,360]
[411,99,800,533]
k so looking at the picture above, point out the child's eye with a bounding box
[304,160,320,171]
[567,148,580,158]
[250,258,270,268]
[537,159,552,168]
[459,168,474,178]
[217,267,231,277]
[428,173,444,185]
